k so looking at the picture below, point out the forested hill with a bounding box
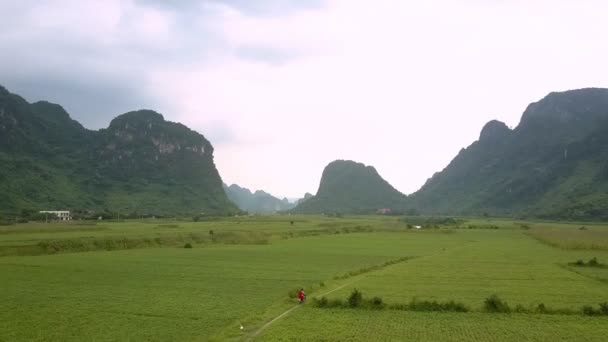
[293,160,408,214]
[411,88,608,220]
[223,183,295,213]
[0,85,237,217]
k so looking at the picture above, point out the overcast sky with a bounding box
[2,0,608,199]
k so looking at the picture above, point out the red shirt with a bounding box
[298,291,305,300]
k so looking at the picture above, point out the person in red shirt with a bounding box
[298,289,306,304]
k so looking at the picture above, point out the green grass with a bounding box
[317,229,608,309]
[0,223,431,341]
[1,216,608,341]
[258,308,608,341]
[528,226,608,250]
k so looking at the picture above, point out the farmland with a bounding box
[1,216,608,341]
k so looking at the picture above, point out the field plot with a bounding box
[321,229,608,308]
[0,218,463,342]
[258,308,608,341]
[1,217,608,341]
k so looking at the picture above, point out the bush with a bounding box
[315,297,329,308]
[348,289,363,308]
[514,304,528,313]
[600,302,608,315]
[484,294,511,313]
[536,303,547,314]
[588,257,599,266]
[582,305,597,316]
[408,299,469,312]
[312,297,343,308]
[368,296,384,309]
[184,243,192,248]
[583,303,608,316]
[570,257,604,268]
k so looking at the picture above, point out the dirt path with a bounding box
[245,281,356,341]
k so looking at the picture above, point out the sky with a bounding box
[2,0,608,199]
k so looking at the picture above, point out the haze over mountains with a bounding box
[1,84,608,220]
[223,183,295,214]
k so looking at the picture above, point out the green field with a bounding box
[1,217,608,341]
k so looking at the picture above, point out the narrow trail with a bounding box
[244,244,472,341]
[245,281,356,341]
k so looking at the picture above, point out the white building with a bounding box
[39,211,71,221]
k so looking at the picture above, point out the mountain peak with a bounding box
[520,88,608,127]
[479,120,511,142]
[108,110,165,130]
[294,159,407,214]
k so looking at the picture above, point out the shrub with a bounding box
[514,304,528,313]
[368,296,384,309]
[582,303,608,316]
[314,297,329,308]
[570,257,604,268]
[407,299,469,312]
[536,303,547,314]
[184,243,192,248]
[484,294,511,313]
[599,302,608,315]
[313,297,344,308]
[348,289,363,308]
[582,305,597,316]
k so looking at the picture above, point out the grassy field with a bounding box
[1,216,608,341]
[258,309,608,341]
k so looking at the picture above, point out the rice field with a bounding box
[257,309,608,341]
[1,216,607,341]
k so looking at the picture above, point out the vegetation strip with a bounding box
[1,223,419,257]
[313,290,608,317]
[333,256,415,280]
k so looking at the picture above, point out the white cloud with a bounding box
[3,0,608,198]
[147,0,608,197]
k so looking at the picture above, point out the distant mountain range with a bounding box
[2,84,608,220]
[223,183,295,213]
[411,88,608,220]
[293,160,408,214]
[0,85,237,217]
